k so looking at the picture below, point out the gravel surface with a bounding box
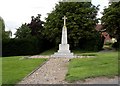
[29,55,50,58]
[17,56,119,85]
[18,58,70,84]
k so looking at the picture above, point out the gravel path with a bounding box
[18,58,70,84]
[17,56,119,84]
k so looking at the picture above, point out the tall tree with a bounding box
[0,17,11,40]
[0,16,5,31]
[44,2,100,48]
[15,14,44,39]
[101,1,120,42]
[28,14,44,37]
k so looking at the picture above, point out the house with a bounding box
[95,24,112,44]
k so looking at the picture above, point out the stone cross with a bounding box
[62,16,67,26]
[51,16,74,58]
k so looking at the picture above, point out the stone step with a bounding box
[51,52,74,58]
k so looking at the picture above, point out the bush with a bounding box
[77,31,104,51]
[112,42,119,50]
[2,37,52,57]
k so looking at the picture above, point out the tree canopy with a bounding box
[14,2,104,51]
[44,2,100,49]
[101,1,120,42]
[0,17,11,40]
[28,14,44,37]
[0,16,5,31]
[15,24,31,39]
[15,14,44,39]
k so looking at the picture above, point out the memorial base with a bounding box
[51,44,74,58]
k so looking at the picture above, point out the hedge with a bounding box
[112,41,120,50]
[2,37,52,57]
[77,31,104,51]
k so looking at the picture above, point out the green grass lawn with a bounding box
[39,48,56,55]
[65,52,118,82]
[2,56,47,84]
[39,48,97,55]
[72,49,97,55]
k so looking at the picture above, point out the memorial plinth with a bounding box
[51,16,74,58]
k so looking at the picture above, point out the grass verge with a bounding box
[65,52,118,82]
[2,56,47,84]
[39,48,56,55]
[39,48,97,55]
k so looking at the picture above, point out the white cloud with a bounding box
[0,0,59,37]
[92,0,109,18]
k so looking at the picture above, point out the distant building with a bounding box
[95,24,112,44]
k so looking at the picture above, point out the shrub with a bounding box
[77,31,104,51]
[2,37,52,57]
[112,42,119,50]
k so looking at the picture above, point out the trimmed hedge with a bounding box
[2,37,52,57]
[112,41,120,50]
[53,31,104,51]
[77,31,104,51]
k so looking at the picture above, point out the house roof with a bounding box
[95,24,103,31]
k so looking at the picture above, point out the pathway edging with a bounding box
[20,57,50,81]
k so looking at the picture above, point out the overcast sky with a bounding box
[0,0,109,36]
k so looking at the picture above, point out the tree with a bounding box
[0,17,11,40]
[15,14,44,39]
[15,23,31,39]
[0,17,3,40]
[0,17,5,31]
[28,14,44,37]
[101,1,120,42]
[44,2,100,49]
